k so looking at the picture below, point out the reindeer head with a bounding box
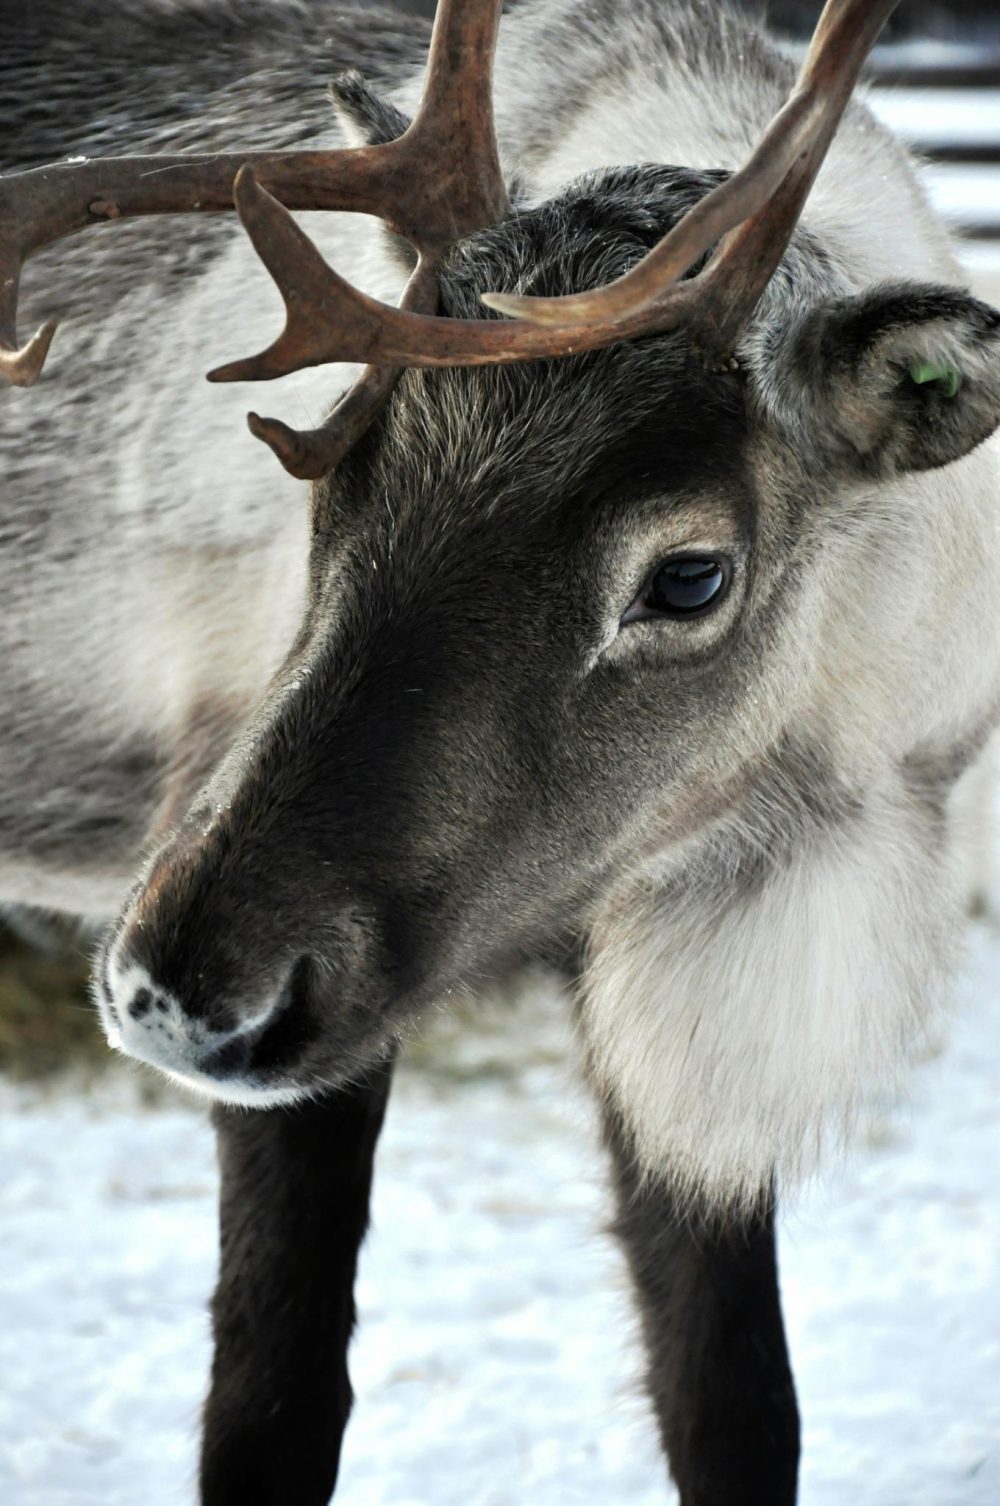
[8,1,1000,1198]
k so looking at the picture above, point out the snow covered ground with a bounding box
[1,923,998,1506]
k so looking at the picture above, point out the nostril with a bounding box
[128,988,153,1022]
[280,954,313,1011]
[193,956,317,1083]
[200,1034,253,1080]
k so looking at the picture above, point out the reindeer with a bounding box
[3,0,999,1502]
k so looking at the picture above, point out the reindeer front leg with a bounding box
[603,1109,800,1506]
[200,1061,393,1506]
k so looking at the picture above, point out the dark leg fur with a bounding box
[605,1115,800,1506]
[200,1062,393,1506]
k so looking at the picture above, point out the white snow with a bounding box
[1,925,998,1506]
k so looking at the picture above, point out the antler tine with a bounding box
[479,0,899,356]
[402,0,509,242]
[692,0,900,357]
[247,368,399,481]
[207,166,371,385]
[0,295,57,387]
[244,255,441,480]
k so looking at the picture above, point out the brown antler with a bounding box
[484,0,900,351]
[244,254,442,479]
[1,0,507,471]
[3,0,898,477]
[211,0,898,382]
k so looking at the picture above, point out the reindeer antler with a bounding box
[1,0,507,475]
[2,0,898,478]
[483,0,898,349]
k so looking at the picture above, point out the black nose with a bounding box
[199,1033,254,1079]
[194,953,318,1082]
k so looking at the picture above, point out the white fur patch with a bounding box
[580,781,957,1211]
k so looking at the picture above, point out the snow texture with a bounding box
[1,920,998,1506]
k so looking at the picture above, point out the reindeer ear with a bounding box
[329,70,411,148]
[328,71,417,275]
[754,283,1000,477]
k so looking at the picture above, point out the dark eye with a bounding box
[623,555,731,624]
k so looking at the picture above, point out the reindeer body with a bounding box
[3,3,1000,1503]
[6,0,1000,1186]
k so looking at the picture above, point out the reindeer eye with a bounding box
[623,556,730,625]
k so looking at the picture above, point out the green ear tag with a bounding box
[909,359,962,399]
